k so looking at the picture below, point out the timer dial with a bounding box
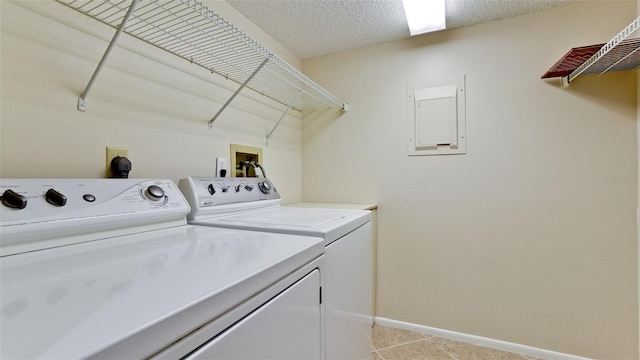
[144,185,165,201]
[258,181,272,194]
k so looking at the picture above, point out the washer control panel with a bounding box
[0,179,190,256]
[179,177,280,220]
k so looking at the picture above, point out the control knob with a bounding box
[144,185,165,201]
[1,189,27,209]
[207,184,216,195]
[45,188,67,206]
[258,181,272,195]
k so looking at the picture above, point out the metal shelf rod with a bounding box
[208,57,269,129]
[265,90,302,145]
[77,0,140,111]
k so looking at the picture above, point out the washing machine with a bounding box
[179,176,373,360]
[0,178,324,359]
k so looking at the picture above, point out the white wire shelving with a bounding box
[542,16,640,86]
[565,16,640,85]
[56,0,348,139]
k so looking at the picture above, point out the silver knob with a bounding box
[258,181,272,194]
[145,185,165,201]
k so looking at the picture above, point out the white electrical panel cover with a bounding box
[408,76,466,156]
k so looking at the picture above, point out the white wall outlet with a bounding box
[216,157,227,177]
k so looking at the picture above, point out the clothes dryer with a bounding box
[1,179,323,359]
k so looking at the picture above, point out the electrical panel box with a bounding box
[408,76,466,156]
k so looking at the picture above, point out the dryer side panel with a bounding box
[185,269,321,359]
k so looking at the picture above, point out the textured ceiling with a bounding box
[226,0,577,60]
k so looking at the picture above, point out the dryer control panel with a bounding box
[0,179,190,256]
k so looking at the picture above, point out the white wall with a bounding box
[0,0,303,202]
[302,2,638,359]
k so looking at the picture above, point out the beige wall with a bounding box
[0,1,302,202]
[302,2,638,359]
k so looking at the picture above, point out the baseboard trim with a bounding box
[374,317,592,360]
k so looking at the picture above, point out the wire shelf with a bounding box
[542,16,640,85]
[567,16,640,83]
[56,0,347,117]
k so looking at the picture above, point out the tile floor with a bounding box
[371,324,542,360]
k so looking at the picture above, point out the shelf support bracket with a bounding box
[265,90,302,146]
[77,0,140,112]
[209,57,269,129]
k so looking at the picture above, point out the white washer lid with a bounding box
[193,207,372,245]
[0,225,323,359]
[222,207,351,227]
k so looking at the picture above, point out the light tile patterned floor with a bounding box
[371,324,542,360]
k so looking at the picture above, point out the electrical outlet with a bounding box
[106,146,128,178]
[216,157,227,177]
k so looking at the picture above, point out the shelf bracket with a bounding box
[77,0,140,112]
[265,90,302,146]
[208,57,269,129]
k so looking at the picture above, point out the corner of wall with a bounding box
[637,5,640,360]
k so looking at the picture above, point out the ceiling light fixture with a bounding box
[402,0,446,36]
